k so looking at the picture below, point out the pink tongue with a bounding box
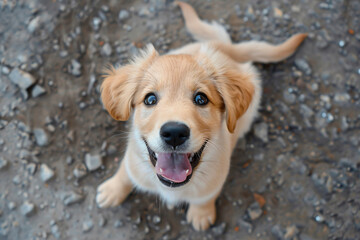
[155,153,192,183]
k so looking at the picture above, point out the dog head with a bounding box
[101,45,254,187]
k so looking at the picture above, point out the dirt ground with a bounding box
[0,0,360,239]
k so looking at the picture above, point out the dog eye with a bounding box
[144,93,157,106]
[194,92,208,106]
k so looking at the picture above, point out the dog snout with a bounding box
[160,121,190,148]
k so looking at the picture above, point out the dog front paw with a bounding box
[186,202,216,231]
[96,176,132,208]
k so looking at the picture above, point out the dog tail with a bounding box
[176,1,231,44]
[211,33,307,63]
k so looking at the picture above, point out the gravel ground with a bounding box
[0,0,359,239]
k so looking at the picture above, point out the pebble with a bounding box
[20,201,35,217]
[211,222,226,236]
[83,220,94,232]
[31,85,47,98]
[314,213,325,223]
[26,163,37,175]
[63,191,85,206]
[0,120,8,130]
[84,153,102,171]
[68,59,82,77]
[92,17,102,31]
[8,202,16,210]
[2,66,10,75]
[338,40,346,48]
[0,158,8,170]
[51,224,61,239]
[98,216,106,227]
[247,202,263,220]
[12,175,21,185]
[66,156,74,165]
[9,68,36,89]
[118,10,130,21]
[254,122,268,143]
[73,163,87,179]
[28,16,41,33]
[284,225,300,239]
[101,43,112,57]
[238,219,253,233]
[271,225,284,239]
[0,221,10,236]
[294,59,312,75]
[334,93,350,103]
[273,7,283,18]
[33,128,49,146]
[40,164,55,182]
[283,90,296,104]
[114,220,124,228]
[152,215,161,224]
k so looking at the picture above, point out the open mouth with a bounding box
[144,140,207,188]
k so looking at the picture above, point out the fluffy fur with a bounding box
[96,1,306,231]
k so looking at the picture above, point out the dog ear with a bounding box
[101,45,158,121]
[216,69,254,133]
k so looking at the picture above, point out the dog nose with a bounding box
[160,122,190,148]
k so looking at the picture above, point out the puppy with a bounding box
[96,1,306,231]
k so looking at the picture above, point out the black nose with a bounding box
[160,122,190,148]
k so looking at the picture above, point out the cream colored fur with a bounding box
[96,1,306,231]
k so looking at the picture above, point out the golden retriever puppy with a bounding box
[96,1,306,231]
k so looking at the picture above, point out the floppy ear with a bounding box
[101,45,158,121]
[216,69,254,133]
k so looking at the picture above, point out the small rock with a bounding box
[314,213,325,223]
[73,163,87,179]
[338,40,346,48]
[63,191,85,206]
[118,10,130,21]
[273,7,283,17]
[66,156,74,165]
[283,90,296,104]
[152,215,161,224]
[51,224,61,239]
[114,220,124,228]
[20,201,35,217]
[28,16,41,33]
[0,120,8,130]
[2,66,10,75]
[31,85,46,98]
[26,163,37,175]
[68,59,82,77]
[33,128,48,146]
[341,116,349,131]
[334,93,350,103]
[0,158,8,170]
[238,219,253,233]
[254,122,268,143]
[211,222,226,236]
[247,202,263,220]
[12,175,21,185]
[7,202,16,210]
[271,224,285,239]
[91,17,102,31]
[284,225,300,239]
[83,220,94,233]
[98,216,106,227]
[295,59,312,75]
[101,43,112,57]
[84,153,102,171]
[40,164,55,182]
[9,68,36,89]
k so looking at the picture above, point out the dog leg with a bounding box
[187,195,217,231]
[96,160,133,208]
